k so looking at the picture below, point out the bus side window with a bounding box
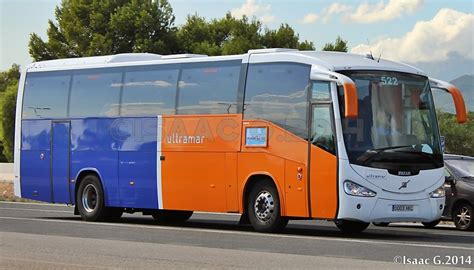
[311,82,331,100]
[69,68,123,118]
[121,65,179,116]
[244,63,310,139]
[22,71,70,119]
[177,61,241,115]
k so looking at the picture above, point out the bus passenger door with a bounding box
[309,102,338,219]
[51,121,71,204]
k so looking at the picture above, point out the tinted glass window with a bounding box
[22,71,70,119]
[311,81,331,100]
[121,65,179,116]
[69,69,122,117]
[311,106,335,154]
[244,63,310,139]
[337,71,443,170]
[177,61,240,114]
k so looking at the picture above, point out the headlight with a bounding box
[344,180,376,197]
[430,186,445,198]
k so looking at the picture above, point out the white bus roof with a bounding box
[26,49,426,76]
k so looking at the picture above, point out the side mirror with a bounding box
[429,78,467,123]
[310,68,359,119]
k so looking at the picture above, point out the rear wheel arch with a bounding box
[74,169,106,206]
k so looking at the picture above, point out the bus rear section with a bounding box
[14,49,468,233]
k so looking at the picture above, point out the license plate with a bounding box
[392,204,414,212]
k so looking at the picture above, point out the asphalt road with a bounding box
[0,202,473,269]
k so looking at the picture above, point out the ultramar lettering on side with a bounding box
[167,133,205,144]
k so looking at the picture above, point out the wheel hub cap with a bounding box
[254,191,275,222]
[456,207,470,226]
[82,184,98,213]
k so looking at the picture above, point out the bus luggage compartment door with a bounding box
[51,121,71,204]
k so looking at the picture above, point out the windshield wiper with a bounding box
[357,145,414,163]
[357,144,440,166]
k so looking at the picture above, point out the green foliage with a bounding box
[0,64,20,93]
[437,111,474,156]
[30,0,316,61]
[1,83,18,162]
[29,0,177,60]
[0,65,20,162]
[322,36,348,52]
[177,13,314,56]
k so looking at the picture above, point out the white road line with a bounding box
[0,201,68,207]
[0,207,72,213]
[3,257,115,269]
[0,201,240,216]
[1,216,473,252]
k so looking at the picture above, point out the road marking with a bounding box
[0,201,68,207]
[0,216,473,252]
[0,207,72,213]
[2,257,115,269]
[1,206,462,237]
[0,201,240,216]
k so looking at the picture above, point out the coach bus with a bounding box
[14,49,467,233]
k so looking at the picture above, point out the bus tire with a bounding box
[76,174,108,221]
[335,220,370,233]
[152,210,193,222]
[247,180,288,233]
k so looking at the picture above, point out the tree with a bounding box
[262,23,314,51]
[0,64,20,93]
[0,83,18,162]
[177,13,314,56]
[437,111,474,156]
[322,36,348,52]
[29,0,178,61]
[0,64,21,162]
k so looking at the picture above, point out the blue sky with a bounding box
[1,0,473,81]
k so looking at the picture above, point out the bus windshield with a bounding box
[337,71,443,171]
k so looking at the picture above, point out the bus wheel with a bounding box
[247,180,288,233]
[335,220,370,233]
[422,220,440,229]
[453,203,473,231]
[152,210,193,222]
[76,174,108,221]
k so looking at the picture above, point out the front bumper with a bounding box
[338,196,445,223]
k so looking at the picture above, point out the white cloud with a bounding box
[231,0,275,23]
[348,0,424,23]
[351,9,474,63]
[260,14,276,23]
[314,0,424,24]
[299,13,319,24]
[321,3,351,22]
